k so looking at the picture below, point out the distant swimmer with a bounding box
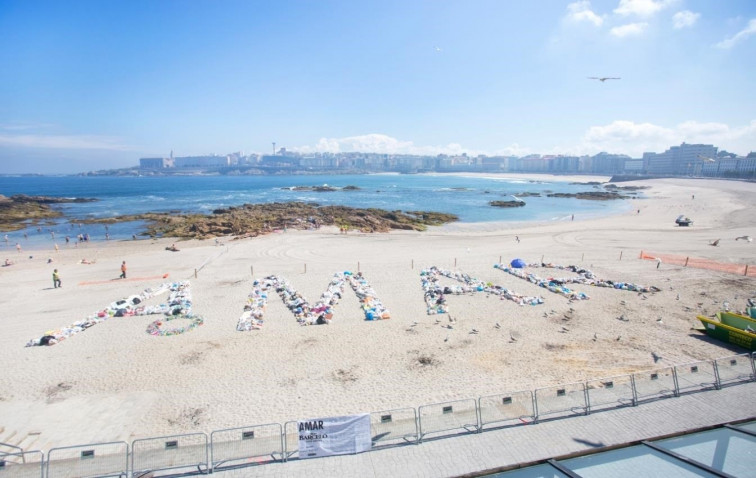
[588,77,620,82]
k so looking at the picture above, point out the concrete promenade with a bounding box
[218,381,756,477]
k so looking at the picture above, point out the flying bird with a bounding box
[435,46,442,52]
[735,235,753,242]
[588,77,620,82]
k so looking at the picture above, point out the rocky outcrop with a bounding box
[489,200,526,208]
[85,202,458,239]
[0,195,97,231]
[546,191,626,200]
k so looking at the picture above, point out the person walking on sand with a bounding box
[120,261,127,279]
[52,269,61,288]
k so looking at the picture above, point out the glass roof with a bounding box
[489,421,756,478]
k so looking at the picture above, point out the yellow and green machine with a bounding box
[696,311,756,352]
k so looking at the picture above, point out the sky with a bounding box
[0,0,755,174]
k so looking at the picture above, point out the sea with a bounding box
[0,174,633,250]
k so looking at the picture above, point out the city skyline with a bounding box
[1,0,755,174]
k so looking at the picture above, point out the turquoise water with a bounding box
[0,174,632,249]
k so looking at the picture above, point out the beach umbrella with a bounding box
[511,258,527,269]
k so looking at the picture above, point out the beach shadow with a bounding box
[687,333,743,353]
[42,287,57,290]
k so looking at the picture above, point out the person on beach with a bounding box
[120,261,127,279]
[16,243,21,253]
[52,269,61,288]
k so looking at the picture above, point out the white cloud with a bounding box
[0,133,131,151]
[292,134,474,156]
[614,0,676,17]
[565,1,604,27]
[610,22,648,37]
[288,123,756,160]
[580,120,756,156]
[672,10,700,29]
[291,133,533,158]
[715,18,756,49]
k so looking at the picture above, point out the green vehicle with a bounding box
[696,311,756,351]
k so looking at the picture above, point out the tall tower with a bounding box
[272,142,276,156]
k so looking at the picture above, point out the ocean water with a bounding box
[0,174,632,250]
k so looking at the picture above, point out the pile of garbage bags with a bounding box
[535,263,660,293]
[494,263,590,301]
[26,281,196,346]
[421,266,543,316]
[237,272,390,331]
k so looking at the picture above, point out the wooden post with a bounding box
[684,257,689,267]
[541,255,544,263]
[358,261,360,273]
[639,250,643,259]
[250,265,254,276]
[619,251,623,261]
[304,263,307,274]
[454,258,457,267]
[499,255,502,264]
[194,268,197,278]
[411,259,414,270]
[746,265,749,276]
[581,253,584,262]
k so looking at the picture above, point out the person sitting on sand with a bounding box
[80,258,95,264]
[166,244,179,252]
[3,258,13,266]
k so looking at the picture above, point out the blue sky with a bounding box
[1,0,754,174]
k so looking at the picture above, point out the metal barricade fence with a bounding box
[0,450,44,478]
[633,367,677,402]
[131,432,208,477]
[714,353,756,387]
[478,390,535,429]
[369,408,418,447]
[46,441,128,478]
[418,399,479,442]
[675,360,718,395]
[283,421,299,461]
[210,423,283,472]
[4,352,756,475]
[534,382,587,422]
[585,374,635,413]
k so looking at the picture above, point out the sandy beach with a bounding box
[0,175,754,451]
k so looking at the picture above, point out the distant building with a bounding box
[174,156,230,168]
[139,157,173,169]
[644,143,717,176]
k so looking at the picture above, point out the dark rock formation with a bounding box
[85,202,458,239]
[490,200,526,208]
[0,195,97,231]
[546,191,626,200]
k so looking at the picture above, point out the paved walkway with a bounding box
[217,381,756,477]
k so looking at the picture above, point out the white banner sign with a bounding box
[297,413,371,458]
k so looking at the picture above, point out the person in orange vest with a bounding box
[120,261,127,279]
